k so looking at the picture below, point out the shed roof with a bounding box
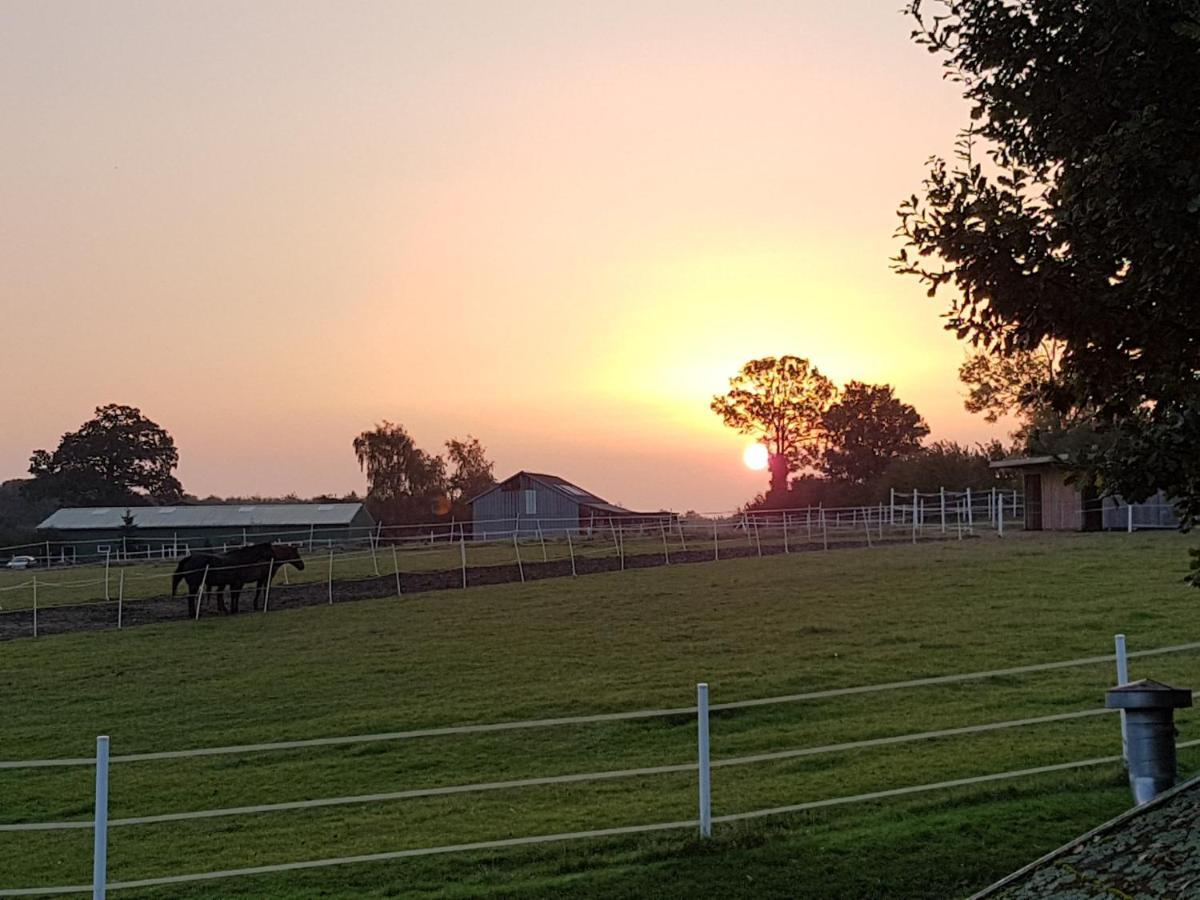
[973,773,1200,898]
[37,503,370,531]
[988,455,1066,470]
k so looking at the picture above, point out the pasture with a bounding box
[2,532,1198,898]
[0,511,982,616]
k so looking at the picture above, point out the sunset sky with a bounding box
[1,1,1011,513]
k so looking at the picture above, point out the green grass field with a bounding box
[3,531,1197,898]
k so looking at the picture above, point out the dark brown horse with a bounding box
[171,543,305,616]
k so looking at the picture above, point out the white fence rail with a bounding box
[2,485,1181,573]
[3,486,1029,565]
[1,633,1194,897]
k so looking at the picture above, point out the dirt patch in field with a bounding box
[0,536,958,642]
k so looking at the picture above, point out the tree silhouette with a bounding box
[27,404,182,505]
[822,382,929,485]
[711,356,836,499]
[353,422,446,523]
[445,436,495,506]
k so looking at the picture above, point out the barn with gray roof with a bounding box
[36,503,374,562]
[468,471,667,539]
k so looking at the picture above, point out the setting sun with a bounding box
[742,443,769,471]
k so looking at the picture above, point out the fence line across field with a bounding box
[0,487,1030,562]
[1,505,1021,590]
[5,635,1197,771]
[0,707,1118,834]
[0,508,1176,638]
[0,517,1000,626]
[4,489,1180,569]
[2,632,1191,898]
[0,743,1167,900]
[12,503,1014,587]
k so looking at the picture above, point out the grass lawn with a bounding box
[2,531,1198,898]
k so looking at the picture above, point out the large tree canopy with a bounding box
[353,421,446,522]
[711,356,837,497]
[444,436,495,505]
[895,1,1200,529]
[27,404,183,505]
[821,382,929,485]
[353,424,496,523]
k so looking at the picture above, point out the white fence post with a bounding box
[460,535,468,588]
[1115,633,1130,766]
[821,508,828,551]
[392,545,403,598]
[566,529,577,577]
[93,734,110,900]
[752,516,762,557]
[117,572,124,629]
[32,575,38,638]
[713,521,719,561]
[661,520,671,565]
[889,488,895,525]
[194,565,209,621]
[782,512,789,554]
[1127,503,1134,534]
[911,491,918,545]
[966,487,974,531]
[513,533,526,582]
[104,552,110,601]
[997,492,1005,537]
[697,683,712,839]
[940,487,946,533]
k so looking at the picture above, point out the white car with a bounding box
[5,555,36,570]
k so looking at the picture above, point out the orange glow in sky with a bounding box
[0,1,1013,512]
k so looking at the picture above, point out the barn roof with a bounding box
[973,773,1200,898]
[468,471,659,516]
[37,503,370,531]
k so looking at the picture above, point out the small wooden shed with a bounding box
[989,456,1177,532]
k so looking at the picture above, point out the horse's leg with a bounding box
[186,573,200,618]
[230,582,241,615]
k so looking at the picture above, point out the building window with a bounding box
[524,490,537,515]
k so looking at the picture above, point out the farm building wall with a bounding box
[44,516,377,563]
[1037,469,1084,531]
[1021,467,1178,533]
[470,474,582,539]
